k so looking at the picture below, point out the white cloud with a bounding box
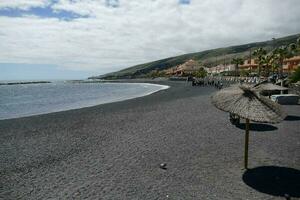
[0,0,51,10]
[0,0,300,74]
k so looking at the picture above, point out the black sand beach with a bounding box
[1,81,299,199]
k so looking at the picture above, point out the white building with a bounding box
[206,64,235,74]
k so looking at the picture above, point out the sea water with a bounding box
[0,82,169,120]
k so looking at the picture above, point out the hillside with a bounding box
[90,33,300,79]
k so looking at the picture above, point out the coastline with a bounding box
[0,81,170,121]
[1,80,299,199]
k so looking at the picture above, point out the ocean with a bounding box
[0,81,169,120]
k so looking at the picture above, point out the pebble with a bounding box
[159,163,167,170]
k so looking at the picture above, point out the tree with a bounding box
[148,70,160,78]
[289,37,300,55]
[272,46,292,78]
[252,47,267,76]
[192,67,207,78]
[240,69,249,77]
[290,67,300,83]
[261,54,276,77]
[269,53,279,76]
[271,46,295,92]
[231,58,243,77]
[158,71,166,77]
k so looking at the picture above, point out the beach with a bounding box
[1,81,299,199]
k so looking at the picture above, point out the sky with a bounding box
[0,0,300,80]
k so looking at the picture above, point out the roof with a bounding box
[211,85,286,123]
[284,56,300,62]
[177,59,201,71]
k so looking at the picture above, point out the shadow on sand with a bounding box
[236,123,278,132]
[284,115,300,121]
[243,166,300,198]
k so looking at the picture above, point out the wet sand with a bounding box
[1,81,299,199]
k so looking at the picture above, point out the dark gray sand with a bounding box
[1,81,299,200]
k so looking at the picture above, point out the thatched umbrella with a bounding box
[211,85,286,169]
[253,83,288,91]
[253,82,288,98]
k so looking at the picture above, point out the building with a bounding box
[166,55,300,76]
[206,64,235,74]
[166,59,202,76]
[239,59,258,71]
[239,56,300,73]
[164,67,177,75]
[283,56,300,72]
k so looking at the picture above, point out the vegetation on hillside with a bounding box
[290,68,300,83]
[231,58,244,77]
[252,35,300,79]
[90,33,300,79]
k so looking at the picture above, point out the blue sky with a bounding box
[0,6,83,20]
[0,0,300,80]
[0,0,189,19]
[179,0,191,5]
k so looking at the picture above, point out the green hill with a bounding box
[90,33,300,79]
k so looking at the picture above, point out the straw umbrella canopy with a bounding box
[253,83,288,92]
[253,82,288,98]
[211,85,286,169]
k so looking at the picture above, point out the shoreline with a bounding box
[1,80,299,199]
[0,81,170,121]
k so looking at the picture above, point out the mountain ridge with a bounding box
[90,33,300,79]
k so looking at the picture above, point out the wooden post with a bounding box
[281,80,284,94]
[244,119,250,169]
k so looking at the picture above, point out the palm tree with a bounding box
[289,37,300,54]
[270,58,279,77]
[252,47,267,76]
[272,46,294,92]
[261,54,275,77]
[270,37,300,89]
[269,51,279,75]
[289,43,297,52]
[231,58,244,77]
[272,46,292,78]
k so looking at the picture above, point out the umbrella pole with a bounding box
[244,119,250,169]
